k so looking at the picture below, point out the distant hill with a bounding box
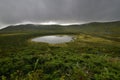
[0,21,120,35]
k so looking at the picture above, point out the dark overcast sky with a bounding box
[0,0,120,28]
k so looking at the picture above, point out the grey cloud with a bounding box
[0,0,120,26]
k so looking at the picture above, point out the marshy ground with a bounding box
[0,22,120,80]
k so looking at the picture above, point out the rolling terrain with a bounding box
[0,21,120,80]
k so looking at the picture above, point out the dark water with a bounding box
[31,35,73,44]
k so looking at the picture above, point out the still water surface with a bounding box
[31,35,73,44]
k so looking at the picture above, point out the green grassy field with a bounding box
[0,21,120,80]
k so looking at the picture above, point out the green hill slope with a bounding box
[0,21,120,35]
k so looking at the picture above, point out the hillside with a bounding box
[1,21,120,34]
[1,21,120,41]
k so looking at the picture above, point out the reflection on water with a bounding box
[31,35,73,44]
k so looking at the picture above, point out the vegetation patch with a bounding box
[0,21,120,80]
